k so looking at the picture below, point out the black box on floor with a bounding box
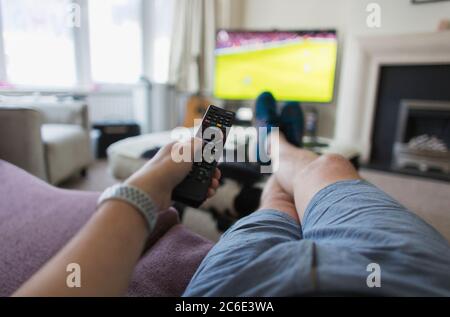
[92,121,141,159]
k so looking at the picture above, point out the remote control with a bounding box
[172,105,236,208]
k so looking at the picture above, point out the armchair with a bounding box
[0,102,92,185]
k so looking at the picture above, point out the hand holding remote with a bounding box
[126,139,221,211]
[172,105,236,207]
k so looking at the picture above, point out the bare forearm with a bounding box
[13,140,220,297]
[14,201,148,297]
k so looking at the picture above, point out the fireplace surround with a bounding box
[336,31,450,181]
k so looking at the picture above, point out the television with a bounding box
[214,30,338,103]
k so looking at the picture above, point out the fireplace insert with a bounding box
[393,100,450,176]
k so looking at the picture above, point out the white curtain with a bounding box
[169,0,234,95]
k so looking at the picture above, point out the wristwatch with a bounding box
[97,184,158,233]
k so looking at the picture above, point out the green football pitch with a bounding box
[214,40,337,102]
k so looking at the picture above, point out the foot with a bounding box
[255,92,278,128]
[255,92,278,164]
[280,102,305,148]
[269,133,318,196]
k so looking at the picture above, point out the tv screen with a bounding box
[214,30,338,103]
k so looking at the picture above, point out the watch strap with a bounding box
[97,184,158,233]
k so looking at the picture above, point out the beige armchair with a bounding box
[0,102,92,185]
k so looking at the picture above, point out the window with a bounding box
[0,0,77,87]
[88,0,143,84]
[149,0,175,83]
[0,0,151,88]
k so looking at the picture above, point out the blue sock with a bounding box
[255,92,278,163]
[280,102,304,148]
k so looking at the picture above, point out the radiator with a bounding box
[87,91,135,122]
[0,84,180,132]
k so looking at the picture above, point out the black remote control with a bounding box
[172,105,236,208]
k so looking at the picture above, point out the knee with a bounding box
[305,154,359,180]
[317,154,351,168]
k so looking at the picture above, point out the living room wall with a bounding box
[337,0,450,150]
[238,0,450,141]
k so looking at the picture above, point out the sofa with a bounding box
[0,159,213,296]
[0,102,92,184]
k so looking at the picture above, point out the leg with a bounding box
[259,176,299,224]
[185,176,302,297]
[273,134,360,221]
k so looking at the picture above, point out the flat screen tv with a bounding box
[214,30,338,103]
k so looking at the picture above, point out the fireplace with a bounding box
[368,64,450,181]
[335,31,450,178]
[393,100,450,177]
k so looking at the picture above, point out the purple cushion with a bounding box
[0,160,213,296]
[128,225,213,297]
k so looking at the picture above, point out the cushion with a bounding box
[42,124,91,184]
[128,225,213,297]
[0,160,213,297]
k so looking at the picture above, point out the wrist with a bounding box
[98,200,150,236]
[125,170,172,211]
[97,184,159,232]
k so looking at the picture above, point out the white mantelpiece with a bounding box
[335,31,450,163]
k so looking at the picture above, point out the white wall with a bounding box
[337,0,450,147]
[239,0,450,139]
[345,0,450,36]
[242,0,349,31]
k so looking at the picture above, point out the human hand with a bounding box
[125,138,221,210]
